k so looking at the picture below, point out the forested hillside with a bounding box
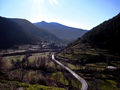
[56,13,120,90]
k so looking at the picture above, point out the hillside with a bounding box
[80,13,120,54]
[56,14,120,90]
[58,13,120,57]
[0,16,40,49]
[34,21,88,42]
[12,19,63,45]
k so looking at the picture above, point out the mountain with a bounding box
[79,13,120,54]
[56,13,120,90]
[0,16,40,49]
[34,21,88,42]
[57,13,120,62]
[12,19,63,45]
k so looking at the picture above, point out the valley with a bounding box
[0,16,88,90]
[0,9,120,90]
[0,45,82,90]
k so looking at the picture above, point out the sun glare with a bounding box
[33,0,59,6]
[33,0,44,5]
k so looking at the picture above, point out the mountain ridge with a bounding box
[34,21,88,42]
[11,18,63,45]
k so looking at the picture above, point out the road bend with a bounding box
[52,54,88,90]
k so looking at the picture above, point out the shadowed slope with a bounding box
[12,19,64,45]
[0,17,40,49]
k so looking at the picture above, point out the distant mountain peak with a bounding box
[34,21,88,43]
[41,21,47,23]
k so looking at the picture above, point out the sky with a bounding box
[0,0,120,30]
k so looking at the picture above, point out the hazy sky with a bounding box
[0,0,120,29]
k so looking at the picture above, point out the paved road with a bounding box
[52,54,88,90]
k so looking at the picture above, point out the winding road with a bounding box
[52,54,88,90]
